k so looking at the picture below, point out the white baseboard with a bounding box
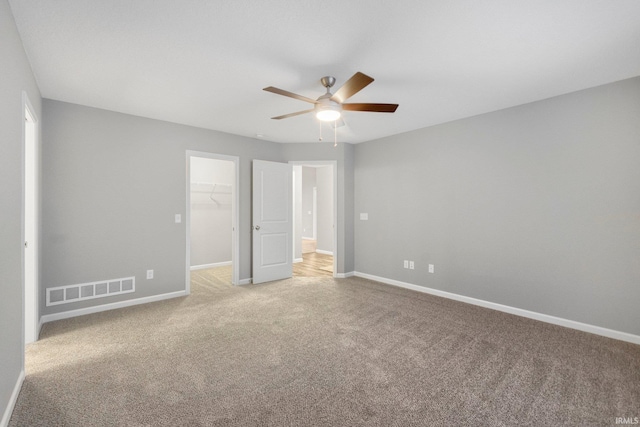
[40,290,187,324]
[353,272,640,345]
[316,249,333,256]
[335,271,355,279]
[302,237,315,240]
[1,370,24,427]
[190,261,232,271]
[294,258,303,264]
[237,278,252,285]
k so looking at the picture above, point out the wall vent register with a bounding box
[46,276,135,306]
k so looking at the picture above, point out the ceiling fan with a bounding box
[263,72,398,122]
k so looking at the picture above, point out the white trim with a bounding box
[315,249,333,256]
[312,186,317,240]
[22,91,39,349]
[291,167,299,265]
[335,271,355,279]
[354,272,640,345]
[186,151,240,290]
[40,290,186,324]
[294,258,303,264]
[0,370,24,427]
[190,261,232,271]
[238,278,252,285]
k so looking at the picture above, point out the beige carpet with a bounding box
[10,274,640,426]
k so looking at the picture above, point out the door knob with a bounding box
[255,225,261,230]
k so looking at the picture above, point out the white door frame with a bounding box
[312,186,317,240]
[22,91,39,346]
[289,161,338,277]
[185,151,239,291]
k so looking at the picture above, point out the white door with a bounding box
[252,160,293,284]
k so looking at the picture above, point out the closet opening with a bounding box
[185,151,239,293]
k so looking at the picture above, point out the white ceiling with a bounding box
[9,0,640,144]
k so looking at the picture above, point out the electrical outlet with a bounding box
[403,260,409,269]
[429,264,434,273]
[409,261,415,270]
[146,269,154,279]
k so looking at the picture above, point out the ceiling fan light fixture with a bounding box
[316,108,341,122]
[315,98,342,121]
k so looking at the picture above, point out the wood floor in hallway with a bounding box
[293,252,333,277]
[193,252,333,287]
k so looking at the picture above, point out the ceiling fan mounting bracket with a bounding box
[320,76,336,90]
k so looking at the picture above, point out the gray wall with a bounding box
[0,0,42,419]
[190,157,233,267]
[354,76,640,335]
[41,101,355,316]
[41,100,284,315]
[316,166,334,253]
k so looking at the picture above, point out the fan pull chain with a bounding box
[334,121,337,147]
[318,120,323,142]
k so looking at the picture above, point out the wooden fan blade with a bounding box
[263,86,318,104]
[342,103,399,113]
[271,109,314,120]
[330,72,374,103]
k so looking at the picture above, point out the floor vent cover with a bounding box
[46,276,135,306]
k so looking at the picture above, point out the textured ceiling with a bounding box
[8,0,640,143]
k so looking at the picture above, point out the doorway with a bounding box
[23,93,39,344]
[291,161,337,277]
[185,151,239,292]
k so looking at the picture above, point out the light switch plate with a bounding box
[360,213,368,220]
[175,214,181,223]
